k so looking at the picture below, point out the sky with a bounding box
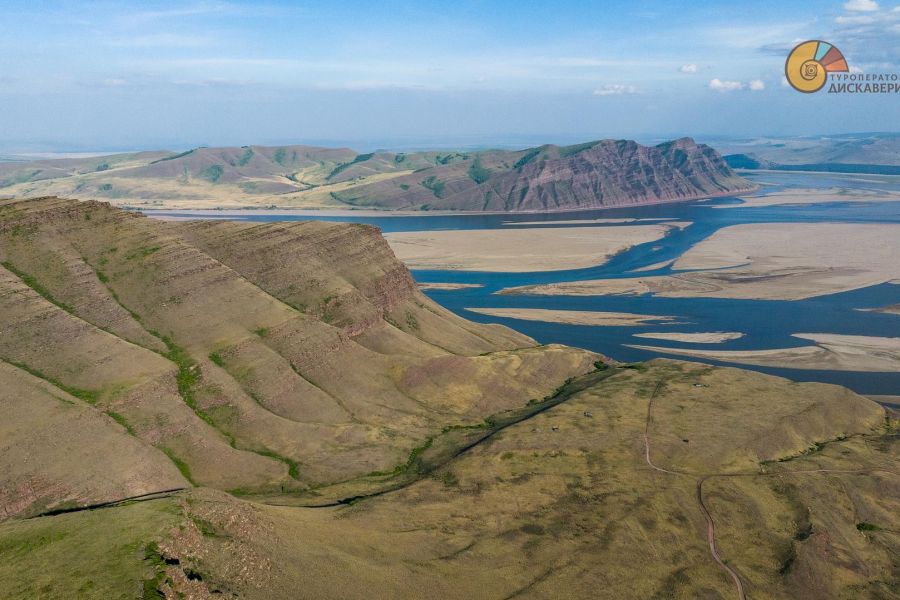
[0,0,898,152]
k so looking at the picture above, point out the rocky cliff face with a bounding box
[336,137,755,211]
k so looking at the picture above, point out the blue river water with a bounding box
[146,172,900,396]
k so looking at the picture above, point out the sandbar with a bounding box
[503,218,673,226]
[385,224,685,272]
[627,333,900,372]
[499,223,900,300]
[417,282,484,291]
[464,307,676,326]
[724,186,900,208]
[633,331,744,344]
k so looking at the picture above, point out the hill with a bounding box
[0,138,755,211]
[0,197,599,517]
[0,198,896,599]
[717,132,900,174]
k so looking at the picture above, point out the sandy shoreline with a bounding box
[385,224,685,272]
[464,307,676,326]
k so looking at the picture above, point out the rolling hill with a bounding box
[0,196,896,599]
[718,132,900,174]
[0,138,755,211]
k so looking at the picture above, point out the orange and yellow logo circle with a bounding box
[785,40,849,93]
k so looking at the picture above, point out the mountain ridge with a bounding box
[0,138,756,211]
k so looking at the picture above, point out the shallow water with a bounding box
[146,172,900,395]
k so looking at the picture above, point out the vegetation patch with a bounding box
[237,147,254,166]
[513,148,542,169]
[467,156,491,184]
[199,164,224,183]
[327,153,374,179]
[4,358,99,403]
[161,448,195,485]
[208,352,225,367]
[421,175,446,198]
[106,411,136,436]
[2,261,75,313]
[150,149,195,164]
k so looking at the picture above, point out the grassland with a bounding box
[1,360,895,599]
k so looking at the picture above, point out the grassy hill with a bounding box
[0,197,895,599]
[0,138,754,211]
[1,359,895,599]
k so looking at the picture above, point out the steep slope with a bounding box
[334,138,754,211]
[0,139,755,211]
[0,197,598,517]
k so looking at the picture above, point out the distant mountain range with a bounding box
[717,132,900,175]
[0,138,754,211]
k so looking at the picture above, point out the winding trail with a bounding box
[642,380,747,600]
[642,381,897,600]
[696,477,747,600]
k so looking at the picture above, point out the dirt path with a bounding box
[642,383,897,600]
[696,477,747,600]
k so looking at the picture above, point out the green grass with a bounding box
[2,261,75,313]
[150,149,195,164]
[126,246,161,260]
[5,359,99,403]
[467,156,491,184]
[190,516,220,538]
[254,327,270,338]
[327,152,374,179]
[856,522,881,531]
[0,500,181,600]
[199,164,224,183]
[421,175,446,198]
[237,147,254,166]
[209,352,225,367]
[162,448,196,485]
[252,448,301,480]
[106,411,136,436]
[513,148,542,169]
[368,437,435,477]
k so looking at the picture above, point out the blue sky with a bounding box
[1,0,898,151]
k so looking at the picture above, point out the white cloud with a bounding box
[749,79,765,91]
[592,84,638,96]
[709,78,744,92]
[679,63,698,73]
[843,0,879,11]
